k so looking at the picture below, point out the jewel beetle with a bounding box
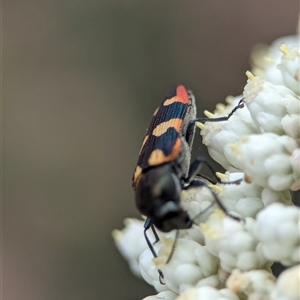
[132,85,244,283]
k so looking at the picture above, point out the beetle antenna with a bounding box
[190,98,245,124]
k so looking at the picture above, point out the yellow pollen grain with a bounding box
[111,229,122,240]
[153,257,165,267]
[204,110,214,118]
[216,103,225,113]
[181,190,189,198]
[216,172,226,180]
[209,184,223,194]
[199,223,209,233]
[200,223,221,238]
[229,143,242,157]
[215,209,226,218]
[279,44,290,55]
[196,122,205,130]
[275,127,284,134]
[124,218,133,225]
[240,136,249,143]
[246,70,255,81]
[265,56,274,63]
[225,95,234,104]
[162,236,173,247]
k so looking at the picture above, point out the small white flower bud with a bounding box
[214,172,291,218]
[195,274,222,289]
[254,203,300,265]
[228,133,299,191]
[201,213,270,273]
[277,45,300,94]
[281,113,300,142]
[250,35,299,85]
[181,186,215,220]
[226,269,276,298]
[261,188,291,206]
[243,73,300,138]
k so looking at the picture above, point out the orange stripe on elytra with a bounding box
[152,119,182,136]
[147,137,182,166]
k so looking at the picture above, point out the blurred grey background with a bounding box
[2,1,299,299]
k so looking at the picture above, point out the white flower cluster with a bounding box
[254,203,300,266]
[113,29,300,300]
